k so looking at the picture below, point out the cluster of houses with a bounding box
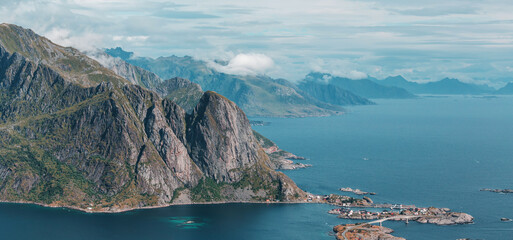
[305,194,352,204]
[331,206,431,219]
[400,207,429,216]
[305,194,323,202]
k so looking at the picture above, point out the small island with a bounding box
[329,206,473,225]
[339,187,376,195]
[480,188,513,194]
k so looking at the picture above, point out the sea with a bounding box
[1,95,512,240]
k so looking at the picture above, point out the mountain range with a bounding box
[105,48,377,117]
[297,80,375,106]
[496,82,513,94]
[303,72,416,99]
[0,23,305,212]
[89,51,204,113]
[104,48,513,120]
[378,75,497,95]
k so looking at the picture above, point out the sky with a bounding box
[1,0,513,87]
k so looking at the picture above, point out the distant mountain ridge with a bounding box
[379,75,494,95]
[304,72,416,99]
[105,48,361,117]
[90,51,203,113]
[297,81,375,106]
[496,82,513,94]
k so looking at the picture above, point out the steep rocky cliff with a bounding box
[186,91,265,183]
[93,51,296,167]
[0,23,305,212]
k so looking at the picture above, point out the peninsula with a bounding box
[333,223,405,240]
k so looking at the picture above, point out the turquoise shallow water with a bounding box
[1,95,513,239]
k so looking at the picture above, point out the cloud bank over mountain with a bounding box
[2,0,513,86]
[210,53,275,76]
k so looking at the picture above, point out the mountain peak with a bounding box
[388,75,407,81]
[0,23,49,59]
[383,75,408,83]
[104,47,134,60]
[0,23,128,87]
[203,90,230,101]
[187,90,267,183]
[305,72,334,82]
[440,77,460,83]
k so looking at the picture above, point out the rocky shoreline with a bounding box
[262,145,311,170]
[1,191,475,240]
[333,223,405,240]
[323,189,474,239]
[0,198,314,214]
[268,152,311,170]
[339,187,376,195]
[253,130,312,170]
[0,191,371,213]
[480,188,513,194]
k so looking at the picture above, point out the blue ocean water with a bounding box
[1,95,512,239]
[253,95,513,240]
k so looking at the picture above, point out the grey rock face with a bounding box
[0,46,193,205]
[426,212,474,225]
[186,91,262,183]
[122,85,203,187]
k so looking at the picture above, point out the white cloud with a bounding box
[321,74,332,83]
[2,0,513,83]
[112,35,124,41]
[113,35,149,42]
[209,53,275,75]
[347,70,368,80]
[44,28,103,52]
[87,50,122,69]
[308,58,368,80]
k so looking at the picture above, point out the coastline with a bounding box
[0,199,315,214]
